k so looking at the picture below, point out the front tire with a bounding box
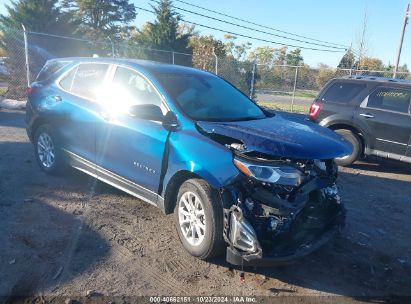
[174,179,225,259]
[334,129,363,166]
[34,124,64,175]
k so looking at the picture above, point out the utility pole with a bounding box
[21,24,30,87]
[212,47,218,75]
[393,3,409,78]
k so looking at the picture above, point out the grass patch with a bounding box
[257,90,318,99]
[294,90,318,99]
[258,101,310,114]
[0,87,8,96]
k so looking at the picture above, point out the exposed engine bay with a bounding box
[195,118,349,265]
[220,142,345,265]
[224,160,345,261]
[223,153,345,261]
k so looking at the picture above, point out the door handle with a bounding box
[359,113,374,119]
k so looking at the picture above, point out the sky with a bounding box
[1,0,410,68]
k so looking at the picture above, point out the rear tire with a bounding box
[174,178,225,259]
[34,124,64,175]
[334,129,363,166]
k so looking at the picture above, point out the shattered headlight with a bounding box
[234,158,302,186]
[229,211,260,253]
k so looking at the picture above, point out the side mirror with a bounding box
[162,111,179,130]
[129,104,164,121]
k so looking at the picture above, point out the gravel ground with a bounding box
[1,109,411,303]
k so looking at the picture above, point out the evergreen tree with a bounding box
[0,0,69,32]
[0,0,72,98]
[337,49,355,69]
[285,48,303,66]
[63,0,136,40]
[131,0,191,61]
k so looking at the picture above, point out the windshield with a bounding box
[156,73,266,121]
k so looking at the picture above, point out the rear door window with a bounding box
[367,87,411,114]
[36,61,69,82]
[70,63,109,100]
[321,82,366,103]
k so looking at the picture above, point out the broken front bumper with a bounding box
[226,222,343,267]
[223,177,346,267]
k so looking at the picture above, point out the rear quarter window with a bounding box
[321,82,366,103]
[59,66,77,91]
[367,87,411,113]
[36,61,69,82]
[69,63,109,100]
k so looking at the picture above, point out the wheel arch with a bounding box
[328,123,366,156]
[162,170,203,215]
[30,117,50,141]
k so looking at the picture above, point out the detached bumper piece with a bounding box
[223,205,263,262]
[223,170,346,267]
[226,224,342,267]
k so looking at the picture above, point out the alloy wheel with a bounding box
[178,191,206,246]
[37,133,55,168]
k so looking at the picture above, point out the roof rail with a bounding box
[342,75,411,84]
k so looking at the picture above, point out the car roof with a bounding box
[48,57,213,77]
[336,75,411,85]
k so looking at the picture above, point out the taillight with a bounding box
[26,86,33,96]
[309,103,321,119]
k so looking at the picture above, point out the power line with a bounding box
[174,0,348,48]
[149,0,346,50]
[135,6,345,53]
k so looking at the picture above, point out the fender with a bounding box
[162,128,240,190]
[318,113,353,129]
[159,128,241,213]
[319,114,374,152]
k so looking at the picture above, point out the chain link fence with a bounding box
[253,65,411,113]
[1,25,410,114]
[0,25,254,100]
[0,27,27,99]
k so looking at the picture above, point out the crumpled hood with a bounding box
[197,114,353,160]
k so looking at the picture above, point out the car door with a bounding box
[56,62,110,166]
[355,85,411,156]
[95,65,170,203]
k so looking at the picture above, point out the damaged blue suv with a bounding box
[26,58,352,266]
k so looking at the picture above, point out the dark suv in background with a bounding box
[309,76,411,166]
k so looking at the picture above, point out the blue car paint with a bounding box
[196,114,353,160]
[96,114,169,193]
[57,91,101,163]
[26,58,352,214]
[32,73,101,164]
[161,125,242,196]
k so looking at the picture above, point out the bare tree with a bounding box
[356,9,371,70]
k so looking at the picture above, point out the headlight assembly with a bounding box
[229,211,259,253]
[234,158,303,186]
